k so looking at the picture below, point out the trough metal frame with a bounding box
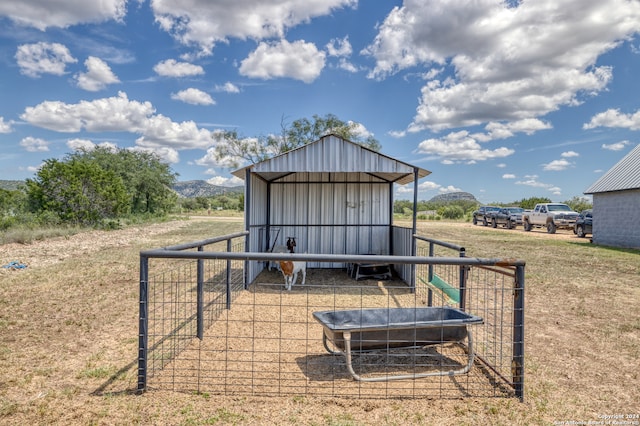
[315,306,482,382]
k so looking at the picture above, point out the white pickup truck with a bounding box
[522,203,580,234]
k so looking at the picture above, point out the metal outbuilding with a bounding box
[584,143,640,249]
[232,134,431,283]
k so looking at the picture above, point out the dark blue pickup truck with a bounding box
[472,206,501,226]
[489,207,525,229]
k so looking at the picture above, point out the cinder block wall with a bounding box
[592,189,640,249]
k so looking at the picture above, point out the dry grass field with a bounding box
[1,217,638,425]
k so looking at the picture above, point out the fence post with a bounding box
[458,248,467,311]
[427,241,435,306]
[197,246,204,340]
[137,255,149,393]
[226,238,232,309]
[513,264,525,401]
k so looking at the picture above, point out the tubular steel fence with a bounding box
[138,234,524,401]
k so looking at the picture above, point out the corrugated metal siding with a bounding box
[246,174,268,284]
[392,226,414,283]
[252,135,419,179]
[263,173,391,268]
[585,144,640,194]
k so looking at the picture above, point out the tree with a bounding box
[563,196,592,212]
[25,147,178,225]
[516,197,552,210]
[438,205,465,220]
[26,158,129,225]
[213,114,381,169]
[69,147,178,214]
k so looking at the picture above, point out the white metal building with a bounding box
[584,143,640,249]
[232,134,431,283]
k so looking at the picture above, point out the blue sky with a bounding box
[1,0,639,203]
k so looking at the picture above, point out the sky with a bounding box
[1,0,640,204]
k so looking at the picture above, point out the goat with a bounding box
[279,259,306,291]
[269,245,288,271]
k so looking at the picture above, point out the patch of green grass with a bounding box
[322,413,357,426]
[0,398,18,417]
[77,366,116,379]
[203,408,246,424]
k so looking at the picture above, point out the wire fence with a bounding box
[138,235,524,401]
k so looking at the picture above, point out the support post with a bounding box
[137,255,149,393]
[458,248,467,311]
[411,167,419,290]
[513,264,525,401]
[196,246,204,340]
[427,242,434,306]
[226,238,232,309]
[244,167,251,289]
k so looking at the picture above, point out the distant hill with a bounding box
[0,179,242,198]
[173,180,243,198]
[0,180,24,191]
[427,191,478,203]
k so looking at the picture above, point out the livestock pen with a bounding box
[137,230,525,401]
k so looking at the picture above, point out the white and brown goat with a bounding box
[279,259,306,291]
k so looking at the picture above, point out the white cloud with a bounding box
[195,136,260,169]
[415,130,514,163]
[388,130,406,138]
[326,36,352,57]
[131,146,180,164]
[584,109,640,130]
[20,136,49,152]
[0,0,127,30]
[543,159,572,171]
[0,117,13,133]
[439,185,462,193]
[153,59,204,77]
[502,174,516,179]
[214,82,240,93]
[135,114,216,150]
[515,175,562,195]
[336,58,359,73]
[75,56,120,91]
[21,91,154,133]
[239,39,326,83]
[66,138,118,152]
[20,92,216,160]
[348,121,373,139]
[151,0,356,55]
[418,181,441,191]
[15,42,77,78]
[67,138,96,151]
[206,175,244,187]
[602,140,631,151]
[474,119,552,142]
[561,151,579,158]
[171,88,215,105]
[364,0,640,132]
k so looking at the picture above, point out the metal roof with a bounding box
[232,134,431,185]
[584,143,640,194]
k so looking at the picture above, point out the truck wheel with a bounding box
[523,220,531,231]
[507,219,514,229]
[547,222,556,234]
[492,218,498,228]
[576,225,585,238]
[473,216,478,225]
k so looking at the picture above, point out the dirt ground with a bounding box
[1,217,639,425]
